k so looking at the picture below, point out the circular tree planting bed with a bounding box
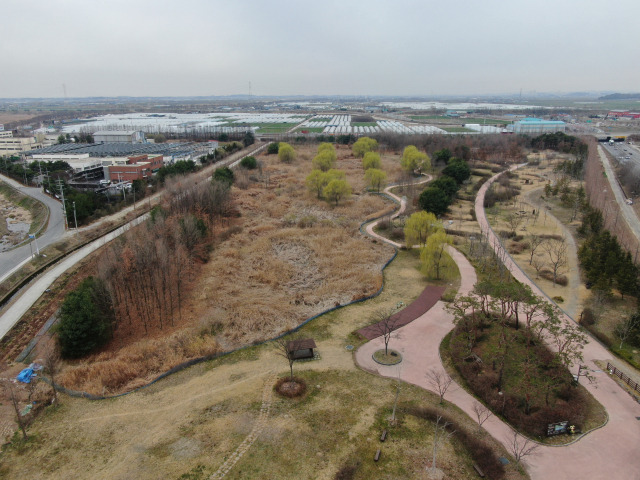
[373,349,402,365]
[275,376,307,398]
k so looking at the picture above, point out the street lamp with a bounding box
[73,201,78,230]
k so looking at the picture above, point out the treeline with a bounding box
[532,132,587,178]
[578,205,638,299]
[57,176,233,357]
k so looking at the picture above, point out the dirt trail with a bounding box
[521,186,582,319]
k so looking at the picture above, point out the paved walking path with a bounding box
[363,174,432,248]
[356,165,640,479]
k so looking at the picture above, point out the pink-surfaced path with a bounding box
[356,166,640,480]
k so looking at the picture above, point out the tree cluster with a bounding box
[447,280,589,437]
[579,227,638,299]
[418,156,470,216]
[57,276,115,358]
[59,177,233,357]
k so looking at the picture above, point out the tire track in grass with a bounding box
[209,372,277,480]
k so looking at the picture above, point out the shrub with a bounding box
[274,376,307,398]
[267,142,279,154]
[580,308,596,326]
[240,156,257,169]
[213,167,234,185]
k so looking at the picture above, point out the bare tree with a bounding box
[506,431,539,466]
[531,255,546,279]
[472,401,493,431]
[429,415,455,473]
[543,238,568,285]
[369,308,400,356]
[615,314,640,349]
[41,339,61,402]
[1,380,28,440]
[505,213,522,237]
[426,368,453,404]
[274,337,296,381]
[528,234,545,265]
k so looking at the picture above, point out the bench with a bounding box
[473,463,485,478]
[374,449,381,462]
[380,430,387,442]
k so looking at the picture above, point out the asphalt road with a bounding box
[597,144,640,243]
[601,141,640,173]
[0,174,66,283]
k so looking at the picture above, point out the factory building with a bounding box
[508,118,566,134]
[94,130,146,144]
[103,154,164,182]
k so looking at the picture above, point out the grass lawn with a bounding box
[294,127,325,133]
[255,123,298,133]
[441,127,475,133]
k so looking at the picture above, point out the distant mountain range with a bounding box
[598,93,640,100]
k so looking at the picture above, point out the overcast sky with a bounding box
[2,0,638,98]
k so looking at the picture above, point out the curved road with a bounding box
[0,174,66,283]
[357,166,640,479]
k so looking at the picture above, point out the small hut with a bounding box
[287,338,317,360]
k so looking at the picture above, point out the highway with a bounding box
[0,174,67,283]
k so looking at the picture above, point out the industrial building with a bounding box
[508,118,566,134]
[103,154,164,182]
[0,131,41,155]
[30,153,104,181]
[94,130,146,143]
[24,141,203,163]
[607,110,640,119]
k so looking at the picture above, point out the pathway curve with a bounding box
[209,372,277,480]
[475,166,640,479]
[364,174,432,247]
[356,165,640,479]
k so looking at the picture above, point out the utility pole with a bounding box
[73,201,78,230]
[56,179,68,230]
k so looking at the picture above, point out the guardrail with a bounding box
[607,361,640,395]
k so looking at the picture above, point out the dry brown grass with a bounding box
[58,329,220,394]
[55,144,397,394]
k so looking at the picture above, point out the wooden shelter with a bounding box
[287,338,317,360]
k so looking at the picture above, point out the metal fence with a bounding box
[607,362,640,395]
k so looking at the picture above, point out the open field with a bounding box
[0,246,527,479]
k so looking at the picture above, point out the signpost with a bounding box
[28,234,39,256]
[547,421,569,437]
